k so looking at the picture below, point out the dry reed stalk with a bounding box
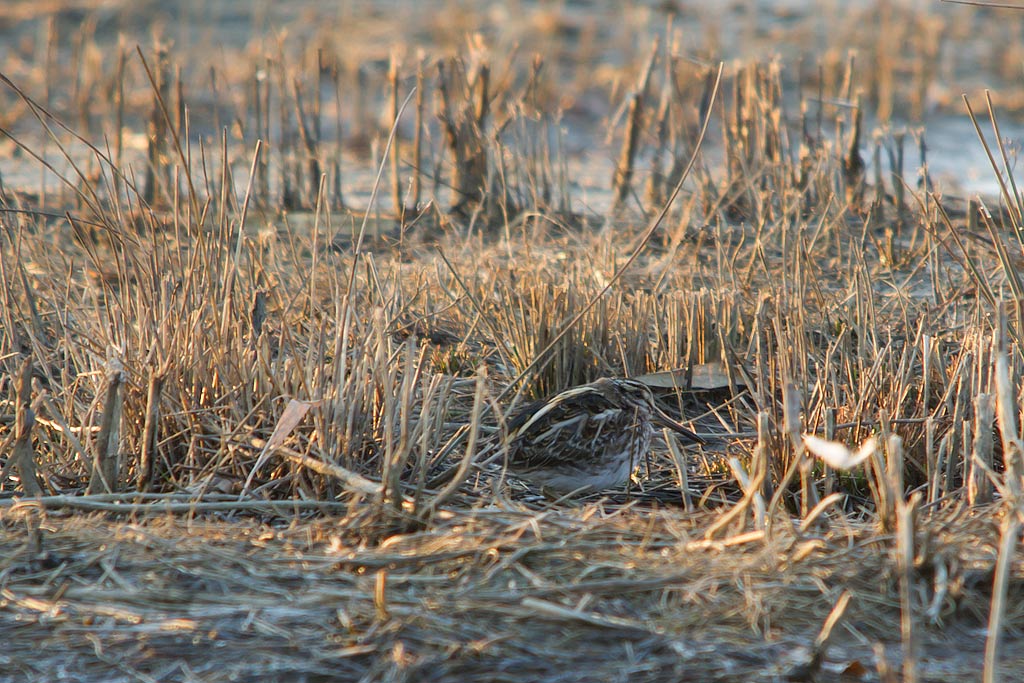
[874,642,899,683]
[984,508,1021,683]
[786,589,852,680]
[424,367,488,518]
[994,318,1023,498]
[328,61,345,210]
[925,416,939,504]
[969,393,995,505]
[32,378,89,469]
[707,412,768,539]
[870,131,885,220]
[0,493,353,514]
[611,42,657,212]
[860,428,892,532]
[821,407,837,496]
[752,411,774,513]
[248,436,384,498]
[411,56,425,211]
[644,56,672,209]
[843,97,865,212]
[896,490,920,683]
[6,358,43,496]
[136,364,167,492]
[293,78,323,207]
[885,432,905,517]
[963,96,1024,307]
[984,316,1024,682]
[87,358,125,494]
[783,383,818,517]
[664,427,692,513]
[768,412,815,530]
[437,57,490,215]
[374,569,389,621]
[136,45,200,219]
[388,54,403,215]
[112,43,127,202]
[983,91,1024,230]
[142,43,171,208]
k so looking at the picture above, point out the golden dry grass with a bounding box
[3,1,1024,681]
[1,501,1020,682]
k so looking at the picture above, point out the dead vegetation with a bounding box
[3,1,1024,681]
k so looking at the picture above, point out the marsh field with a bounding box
[6,0,1024,680]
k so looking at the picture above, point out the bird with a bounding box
[499,377,705,495]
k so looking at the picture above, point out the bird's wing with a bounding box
[504,387,639,470]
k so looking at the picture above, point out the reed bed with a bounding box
[3,1,1024,680]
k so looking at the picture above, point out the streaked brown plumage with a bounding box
[501,377,704,494]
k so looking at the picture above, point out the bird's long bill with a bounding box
[652,407,705,445]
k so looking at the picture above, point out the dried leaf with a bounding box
[803,434,876,470]
[635,363,737,390]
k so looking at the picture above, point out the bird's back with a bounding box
[503,383,652,484]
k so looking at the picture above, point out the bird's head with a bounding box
[613,378,705,445]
